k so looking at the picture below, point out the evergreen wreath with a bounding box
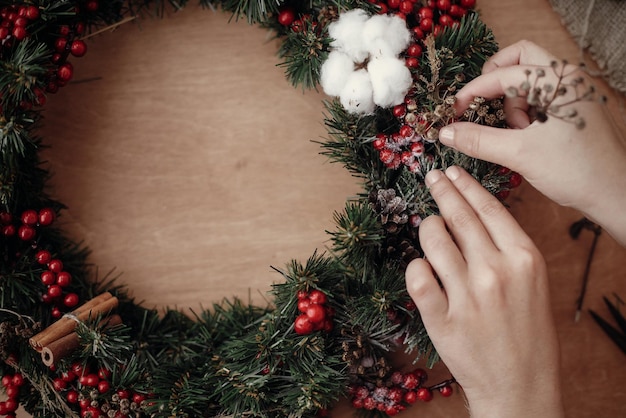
[0,0,592,417]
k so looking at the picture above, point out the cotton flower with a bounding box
[319,51,355,97]
[340,69,375,114]
[320,9,412,115]
[367,55,412,108]
[327,9,369,63]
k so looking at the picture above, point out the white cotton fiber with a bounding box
[339,69,375,114]
[362,14,411,57]
[367,56,412,108]
[328,9,369,63]
[320,51,355,96]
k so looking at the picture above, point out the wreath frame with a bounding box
[0,1,523,417]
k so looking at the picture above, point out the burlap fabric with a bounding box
[549,0,626,94]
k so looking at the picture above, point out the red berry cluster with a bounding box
[350,369,454,416]
[294,290,334,335]
[373,102,431,172]
[0,208,55,241]
[0,372,24,417]
[52,362,149,418]
[494,166,523,200]
[0,4,39,45]
[36,250,80,317]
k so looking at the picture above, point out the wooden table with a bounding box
[32,0,626,417]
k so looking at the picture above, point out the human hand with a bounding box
[405,166,564,418]
[439,40,626,245]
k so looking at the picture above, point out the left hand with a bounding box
[405,166,563,418]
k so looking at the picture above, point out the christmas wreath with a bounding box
[0,0,571,417]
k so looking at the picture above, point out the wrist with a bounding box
[465,377,564,418]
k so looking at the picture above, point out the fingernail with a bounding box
[439,126,455,144]
[425,169,443,186]
[445,166,462,181]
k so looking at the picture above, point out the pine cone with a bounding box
[370,189,409,234]
[386,236,421,268]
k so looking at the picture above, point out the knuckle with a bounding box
[478,198,506,219]
[448,210,474,230]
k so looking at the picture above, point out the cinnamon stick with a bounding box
[41,314,123,366]
[30,292,118,351]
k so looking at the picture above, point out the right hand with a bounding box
[439,40,626,245]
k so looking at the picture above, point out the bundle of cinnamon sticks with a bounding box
[29,292,121,366]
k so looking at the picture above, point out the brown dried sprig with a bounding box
[505,60,605,129]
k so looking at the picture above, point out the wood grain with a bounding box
[19,0,626,416]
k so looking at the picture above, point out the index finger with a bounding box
[482,40,558,74]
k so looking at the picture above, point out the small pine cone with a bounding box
[371,189,409,234]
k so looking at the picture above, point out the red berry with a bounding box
[0,212,11,224]
[38,207,55,226]
[11,374,23,387]
[132,393,146,404]
[508,172,522,188]
[412,27,424,40]
[460,0,476,8]
[54,37,68,52]
[57,63,73,82]
[294,314,314,335]
[417,7,434,19]
[399,1,414,14]
[402,372,419,389]
[308,290,327,305]
[84,373,99,387]
[0,402,7,415]
[296,290,308,300]
[60,370,76,382]
[75,22,86,35]
[385,405,400,416]
[51,306,62,319]
[388,387,404,403]
[18,225,36,241]
[386,0,400,8]
[41,271,56,286]
[64,293,79,308]
[376,3,388,14]
[97,379,110,393]
[52,378,67,391]
[277,8,295,26]
[406,43,422,57]
[404,390,417,404]
[11,26,26,41]
[4,398,17,412]
[14,16,27,27]
[436,0,451,11]
[439,14,454,27]
[373,134,387,150]
[117,389,130,399]
[86,0,99,12]
[439,384,453,397]
[305,304,326,324]
[48,284,62,298]
[48,259,63,272]
[362,397,376,410]
[449,5,466,17]
[70,39,87,57]
[497,190,510,200]
[56,271,72,287]
[82,406,101,418]
[392,104,406,118]
[66,389,79,403]
[97,367,111,380]
[413,368,428,383]
[297,298,310,313]
[416,387,433,401]
[25,5,39,20]
[405,57,419,68]
[399,125,414,138]
[5,384,19,399]
[379,149,395,164]
[21,209,38,225]
[2,224,15,236]
[78,398,91,409]
[419,17,434,32]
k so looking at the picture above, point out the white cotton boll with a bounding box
[367,56,412,108]
[320,51,355,97]
[339,69,375,115]
[328,9,369,63]
[362,14,411,57]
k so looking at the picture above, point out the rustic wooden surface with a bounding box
[26,0,626,416]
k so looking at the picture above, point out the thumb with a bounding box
[439,122,523,170]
